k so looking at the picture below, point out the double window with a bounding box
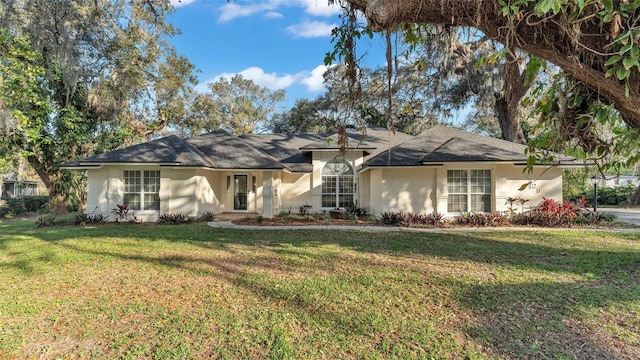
[447,169,491,213]
[123,170,160,210]
[321,159,354,208]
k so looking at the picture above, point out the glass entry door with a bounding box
[234,175,248,211]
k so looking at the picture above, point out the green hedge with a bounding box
[0,196,49,217]
[566,184,637,206]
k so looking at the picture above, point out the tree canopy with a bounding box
[0,0,197,211]
[341,0,640,130]
[335,0,640,170]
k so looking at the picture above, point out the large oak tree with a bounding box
[341,0,640,133]
[0,0,197,211]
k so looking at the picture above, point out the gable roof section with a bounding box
[299,127,413,155]
[62,135,212,168]
[187,130,283,170]
[367,125,578,167]
[62,127,420,171]
[240,133,327,172]
[62,130,284,170]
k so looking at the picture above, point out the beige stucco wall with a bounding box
[368,167,437,215]
[365,163,564,216]
[494,164,563,213]
[280,172,312,213]
[86,166,224,222]
[84,160,564,222]
[86,167,111,217]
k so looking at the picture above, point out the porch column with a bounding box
[262,171,274,219]
[435,167,448,215]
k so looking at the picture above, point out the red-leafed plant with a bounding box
[513,197,585,227]
[111,203,129,222]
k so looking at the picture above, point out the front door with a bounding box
[234,174,248,211]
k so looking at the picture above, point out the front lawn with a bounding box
[1,221,639,359]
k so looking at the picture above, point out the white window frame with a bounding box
[321,159,355,209]
[123,170,160,211]
[447,169,492,213]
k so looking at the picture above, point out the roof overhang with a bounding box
[358,164,442,174]
[512,162,589,168]
[299,147,375,151]
[61,162,181,170]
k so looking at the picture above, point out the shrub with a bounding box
[279,209,291,217]
[512,198,583,227]
[298,205,313,217]
[74,213,90,226]
[346,213,358,221]
[93,214,106,223]
[22,196,49,212]
[599,185,637,205]
[347,201,369,217]
[380,211,404,226]
[1,198,25,217]
[34,213,75,227]
[256,214,264,224]
[158,213,190,225]
[111,203,129,222]
[453,212,510,227]
[629,186,640,206]
[198,211,215,222]
[0,205,13,218]
[424,212,445,227]
[379,211,445,228]
[36,214,57,227]
[74,213,107,226]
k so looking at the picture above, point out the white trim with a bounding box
[232,173,250,212]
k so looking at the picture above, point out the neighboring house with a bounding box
[1,156,47,200]
[61,126,582,222]
[1,171,45,200]
[599,175,640,188]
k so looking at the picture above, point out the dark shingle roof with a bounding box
[61,130,284,170]
[299,127,413,154]
[240,133,327,172]
[367,125,577,167]
[61,135,212,167]
[187,130,283,169]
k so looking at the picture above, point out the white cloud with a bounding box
[198,67,299,92]
[170,0,196,8]
[264,11,284,19]
[300,0,341,17]
[196,65,332,94]
[286,20,336,38]
[218,2,280,23]
[301,64,332,92]
[236,67,299,90]
[217,0,341,22]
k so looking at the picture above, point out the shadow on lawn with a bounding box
[3,224,640,358]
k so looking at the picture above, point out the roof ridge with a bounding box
[419,137,457,162]
[176,136,218,168]
[235,134,291,171]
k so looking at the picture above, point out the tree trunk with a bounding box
[345,0,640,132]
[26,155,70,213]
[493,95,524,144]
[495,54,528,143]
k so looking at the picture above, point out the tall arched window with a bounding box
[322,158,354,208]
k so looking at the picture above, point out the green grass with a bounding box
[0,220,639,359]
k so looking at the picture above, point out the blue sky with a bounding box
[168,0,385,110]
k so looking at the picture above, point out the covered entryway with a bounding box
[233,174,248,211]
